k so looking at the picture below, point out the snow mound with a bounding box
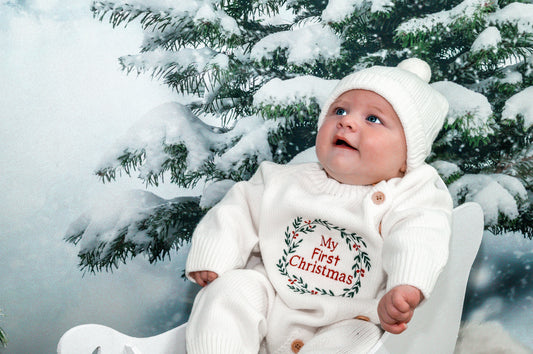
[456,321,533,354]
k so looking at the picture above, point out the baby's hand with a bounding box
[189,271,218,287]
[377,285,423,334]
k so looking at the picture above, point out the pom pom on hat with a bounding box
[397,58,431,83]
[317,58,449,172]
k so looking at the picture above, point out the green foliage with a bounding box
[489,203,533,239]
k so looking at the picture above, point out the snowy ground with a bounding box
[0,1,532,353]
[460,231,533,352]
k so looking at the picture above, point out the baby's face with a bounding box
[316,89,407,185]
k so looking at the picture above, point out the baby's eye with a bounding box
[335,108,347,116]
[366,115,382,124]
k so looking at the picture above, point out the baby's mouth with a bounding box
[334,137,357,150]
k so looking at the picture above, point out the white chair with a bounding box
[57,202,484,354]
[56,322,187,354]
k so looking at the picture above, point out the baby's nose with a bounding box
[337,115,358,130]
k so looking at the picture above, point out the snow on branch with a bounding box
[449,174,528,225]
[65,190,203,272]
[193,2,241,35]
[487,2,533,35]
[250,23,342,65]
[213,115,278,173]
[120,48,229,77]
[253,75,338,108]
[396,0,491,35]
[98,103,215,179]
[432,81,494,137]
[70,190,168,253]
[97,102,283,185]
[321,0,394,23]
[502,86,533,129]
[431,160,462,181]
[93,0,240,35]
[255,2,296,26]
[471,26,501,53]
[199,179,236,209]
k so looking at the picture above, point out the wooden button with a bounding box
[372,191,385,205]
[291,339,304,353]
[355,315,370,322]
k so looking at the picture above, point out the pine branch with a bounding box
[489,204,533,239]
[66,197,205,273]
[496,155,533,184]
[96,149,145,183]
[221,0,287,23]
[92,1,244,49]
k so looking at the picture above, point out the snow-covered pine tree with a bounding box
[66,0,533,272]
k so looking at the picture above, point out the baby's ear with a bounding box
[400,162,407,174]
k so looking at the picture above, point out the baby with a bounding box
[185,58,453,354]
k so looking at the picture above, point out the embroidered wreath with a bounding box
[276,217,371,297]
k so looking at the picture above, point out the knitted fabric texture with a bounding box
[317,58,449,171]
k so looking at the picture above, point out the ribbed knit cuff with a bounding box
[385,244,446,298]
[185,234,243,282]
[187,334,245,354]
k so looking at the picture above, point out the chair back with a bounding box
[369,202,484,354]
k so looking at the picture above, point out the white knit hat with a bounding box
[317,58,449,172]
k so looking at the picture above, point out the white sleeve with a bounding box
[185,165,266,281]
[381,166,453,298]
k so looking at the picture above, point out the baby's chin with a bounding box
[323,166,402,186]
[322,167,369,186]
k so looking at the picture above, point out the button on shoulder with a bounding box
[371,191,386,205]
[291,339,304,353]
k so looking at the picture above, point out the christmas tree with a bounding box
[65,0,533,273]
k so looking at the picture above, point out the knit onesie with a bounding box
[186,161,452,353]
